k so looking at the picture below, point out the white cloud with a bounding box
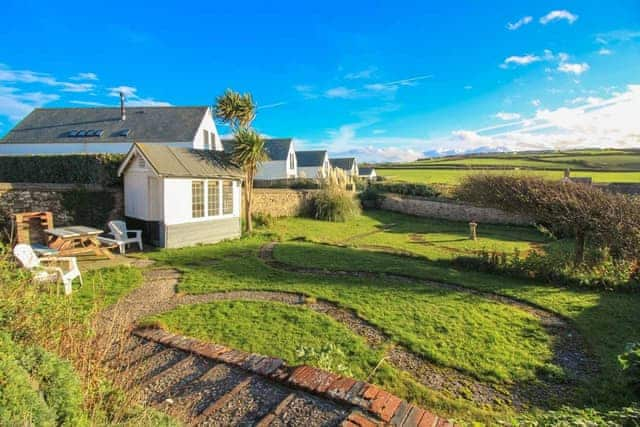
[70,72,98,81]
[372,129,387,135]
[558,61,590,75]
[345,67,377,80]
[0,64,95,93]
[501,54,540,67]
[531,99,542,107]
[257,101,287,110]
[325,86,357,99]
[69,100,107,107]
[598,48,613,55]
[595,29,640,44]
[506,16,533,31]
[108,85,171,106]
[495,112,521,121]
[540,10,578,25]
[0,87,59,120]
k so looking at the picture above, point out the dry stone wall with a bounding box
[0,183,122,234]
[252,188,317,218]
[379,193,532,225]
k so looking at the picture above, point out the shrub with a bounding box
[619,343,640,395]
[313,188,361,222]
[312,168,361,222]
[456,174,640,264]
[358,186,385,209]
[296,343,353,377]
[453,243,640,291]
[0,154,123,187]
[252,212,275,227]
[371,182,440,198]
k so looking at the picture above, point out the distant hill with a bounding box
[370,148,640,172]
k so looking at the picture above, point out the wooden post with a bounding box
[469,222,478,241]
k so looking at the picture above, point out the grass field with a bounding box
[376,168,640,185]
[143,210,640,423]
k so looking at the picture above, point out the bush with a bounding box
[453,243,640,291]
[252,212,275,227]
[371,182,440,198]
[313,188,361,222]
[0,154,123,187]
[358,186,385,209]
[619,343,640,395]
[312,168,361,222]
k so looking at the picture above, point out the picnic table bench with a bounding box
[46,226,115,259]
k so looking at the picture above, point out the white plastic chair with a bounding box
[103,220,143,255]
[13,244,83,295]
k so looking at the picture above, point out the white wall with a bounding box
[163,177,241,225]
[192,108,222,151]
[0,141,194,155]
[298,166,323,179]
[286,145,298,178]
[123,153,163,221]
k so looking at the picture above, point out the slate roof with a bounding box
[221,138,293,161]
[296,150,327,167]
[359,167,375,176]
[1,107,209,144]
[123,143,243,179]
[330,157,356,171]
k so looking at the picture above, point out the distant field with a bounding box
[385,149,640,172]
[376,168,640,184]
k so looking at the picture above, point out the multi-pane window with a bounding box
[222,181,234,214]
[208,180,220,216]
[192,181,204,218]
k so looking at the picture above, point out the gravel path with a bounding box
[259,241,598,408]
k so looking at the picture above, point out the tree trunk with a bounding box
[575,229,585,265]
[244,169,254,234]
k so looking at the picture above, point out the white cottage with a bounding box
[117,143,243,248]
[330,157,359,176]
[0,96,222,155]
[358,167,377,181]
[223,138,297,180]
[296,150,330,179]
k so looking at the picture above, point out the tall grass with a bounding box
[312,168,361,222]
[0,244,175,426]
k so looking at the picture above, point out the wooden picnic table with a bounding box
[46,226,114,259]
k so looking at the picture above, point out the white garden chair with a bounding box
[13,243,83,295]
[99,220,143,255]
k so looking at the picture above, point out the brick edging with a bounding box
[132,327,455,426]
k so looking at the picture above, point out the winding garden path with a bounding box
[97,240,596,425]
[98,268,452,426]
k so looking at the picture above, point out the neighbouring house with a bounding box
[117,142,243,248]
[296,150,330,179]
[0,94,222,155]
[358,167,377,180]
[223,138,297,180]
[330,157,359,176]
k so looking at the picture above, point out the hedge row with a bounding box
[0,154,124,187]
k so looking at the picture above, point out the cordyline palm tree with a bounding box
[214,89,265,233]
[232,128,268,233]
[214,89,256,130]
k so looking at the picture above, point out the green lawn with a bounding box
[147,300,383,380]
[141,210,640,423]
[376,168,640,185]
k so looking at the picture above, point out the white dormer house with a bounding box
[0,101,223,155]
[223,138,297,180]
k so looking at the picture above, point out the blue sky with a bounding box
[1,0,639,161]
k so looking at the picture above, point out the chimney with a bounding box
[120,92,126,121]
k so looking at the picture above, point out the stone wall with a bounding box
[379,193,532,225]
[0,183,123,234]
[252,188,318,218]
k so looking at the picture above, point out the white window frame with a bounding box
[189,179,237,221]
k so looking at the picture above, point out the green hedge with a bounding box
[0,155,124,187]
[370,181,440,198]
